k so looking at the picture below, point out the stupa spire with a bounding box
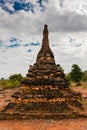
[42,24,49,46]
[43,25,48,38]
[41,24,50,50]
[36,25,55,64]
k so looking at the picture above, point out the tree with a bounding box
[9,74,24,88]
[1,77,4,80]
[70,64,82,85]
[9,74,23,82]
[57,64,64,74]
[82,70,87,81]
[65,73,71,82]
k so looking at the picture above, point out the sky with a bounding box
[0,0,87,78]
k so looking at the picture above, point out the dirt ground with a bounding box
[0,118,87,130]
[0,85,87,130]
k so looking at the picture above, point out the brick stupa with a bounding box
[23,24,68,87]
[1,25,83,119]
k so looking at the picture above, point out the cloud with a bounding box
[59,0,64,8]
[0,0,48,14]
[23,43,30,47]
[13,1,34,12]
[27,49,32,52]
[8,43,20,48]
[43,7,87,32]
[30,42,40,46]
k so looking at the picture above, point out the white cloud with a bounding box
[5,2,14,11]
[55,0,87,15]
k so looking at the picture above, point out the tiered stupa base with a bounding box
[1,84,84,119]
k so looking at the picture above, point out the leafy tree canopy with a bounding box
[9,74,23,82]
[70,64,83,84]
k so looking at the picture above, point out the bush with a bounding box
[0,74,24,89]
[0,80,12,89]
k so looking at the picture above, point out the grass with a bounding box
[70,82,87,89]
[0,79,20,90]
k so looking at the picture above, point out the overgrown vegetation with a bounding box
[0,74,24,90]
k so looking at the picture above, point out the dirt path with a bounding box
[0,88,18,111]
[0,118,87,130]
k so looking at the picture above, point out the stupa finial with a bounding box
[42,24,49,47]
[43,24,48,38]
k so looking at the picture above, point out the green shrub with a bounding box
[0,74,24,89]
